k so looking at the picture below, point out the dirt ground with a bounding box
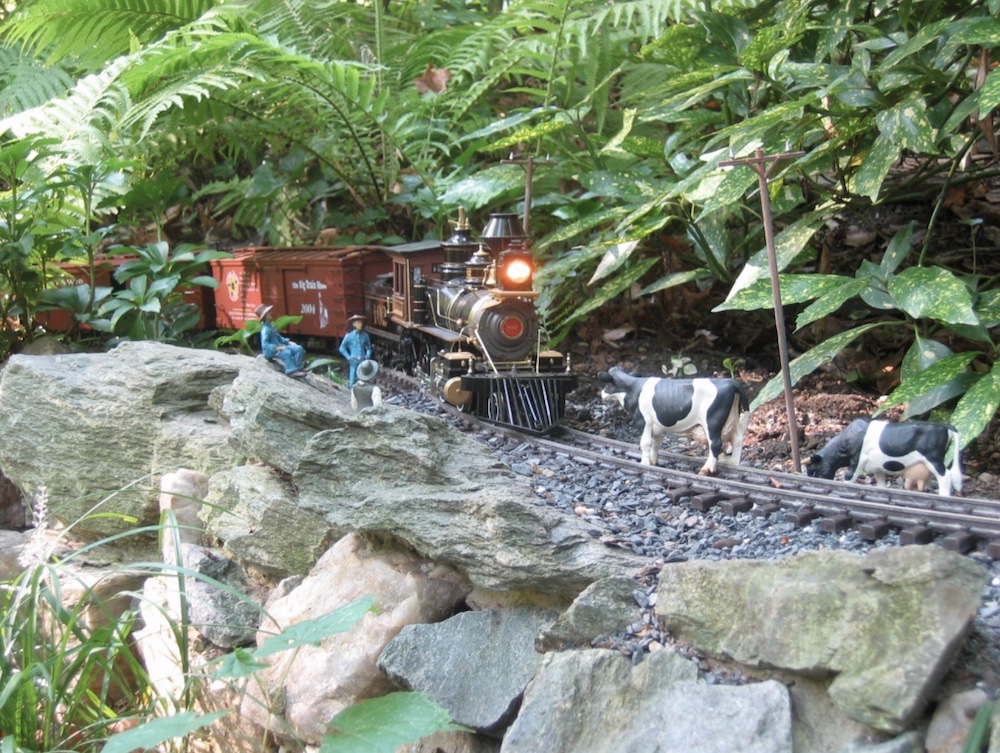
[564,328,1000,501]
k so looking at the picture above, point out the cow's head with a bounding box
[597,369,629,411]
[803,453,837,479]
[804,418,870,479]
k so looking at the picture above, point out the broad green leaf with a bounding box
[942,320,995,345]
[949,365,1000,450]
[876,18,953,71]
[881,223,914,275]
[750,323,885,410]
[211,646,268,680]
[601,108,636,154]
[901,373,980,420]
[715,273,847,313]
[901,336,953,381]
[878,352,980,413]
[888,267,979,325]
[491,120,570,152]
[437,166,525,210]
[946,17,1000,47]
[570,257,659,321]
[102,711,231,753]
[857,259,894,311]
[320,692,469,753]
[796,278,870,329]
[724,214,824,302]
[590,240,640,285]
[875,94,936,153]
[637,268,709,297]
[853,135,899,201]
[699,166,757,215]
[979,64,1000,112]
[975,288,1000,327]
[257,596,376,658]
[580,170,669,200]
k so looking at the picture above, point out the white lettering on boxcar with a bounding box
[290,279,329,291]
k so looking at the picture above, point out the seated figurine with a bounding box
[255,303,306,377]
[351,359,383,411]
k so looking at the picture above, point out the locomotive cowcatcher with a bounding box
[209,210,578,434]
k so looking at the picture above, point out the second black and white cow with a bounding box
[805,418,962,496]
[598,366,750,475]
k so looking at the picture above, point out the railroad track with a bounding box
[380,369,1000,560]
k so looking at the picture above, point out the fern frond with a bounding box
[4,0,228,69]
[0,58,131,158]
[0,45,75,117]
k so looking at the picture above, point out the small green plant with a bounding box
[0,490,153,752]
[92,241,229,343]
[722,357,742,380]
[662,355,697,378]
[716,223,1000,449]
[2,482,467,753]
[214,313,300,355]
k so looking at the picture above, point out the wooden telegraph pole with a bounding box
[500,155,556,235]
[719,148,806,473]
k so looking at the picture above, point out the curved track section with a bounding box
[380,369,1000,560]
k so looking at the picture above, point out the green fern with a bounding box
[4,0,225,70]
[0,45,75,117]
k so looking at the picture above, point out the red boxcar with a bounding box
[209,246,393,338]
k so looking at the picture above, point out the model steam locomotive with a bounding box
[207,210,578,433]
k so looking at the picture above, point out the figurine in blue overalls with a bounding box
[255,303,306,377]
[339,314,372,386]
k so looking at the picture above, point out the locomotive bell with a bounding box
[480,212,527,254]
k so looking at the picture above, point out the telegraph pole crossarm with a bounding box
[719,148,806,473]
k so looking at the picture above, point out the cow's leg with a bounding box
[935,469,952,497]
[640,425,654,465]
[698,422,722,476]
[649,432,662,466]
[871,469,887,487]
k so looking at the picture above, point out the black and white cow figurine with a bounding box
[598,366,750,475]
[805,418,962,496]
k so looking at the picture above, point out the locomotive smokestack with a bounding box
[480,212,527,255]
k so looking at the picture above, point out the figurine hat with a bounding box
[347,313,366,324]
[254,303,274,319]
[356,359,379,383]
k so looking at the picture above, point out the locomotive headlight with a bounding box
[498,253,533,291]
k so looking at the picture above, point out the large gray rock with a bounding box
[378,608,556,735]
[216,361,643,595]
[655,546,986,733]
[535,575,639,652]
[500,648,792,753]
[0,342,245,537]
[203,464,332,580]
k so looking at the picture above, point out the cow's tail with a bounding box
[946,426,963,495]
[729,381,751,466]
[733,381,750,413]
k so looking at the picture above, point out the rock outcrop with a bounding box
[0,342,993,753]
